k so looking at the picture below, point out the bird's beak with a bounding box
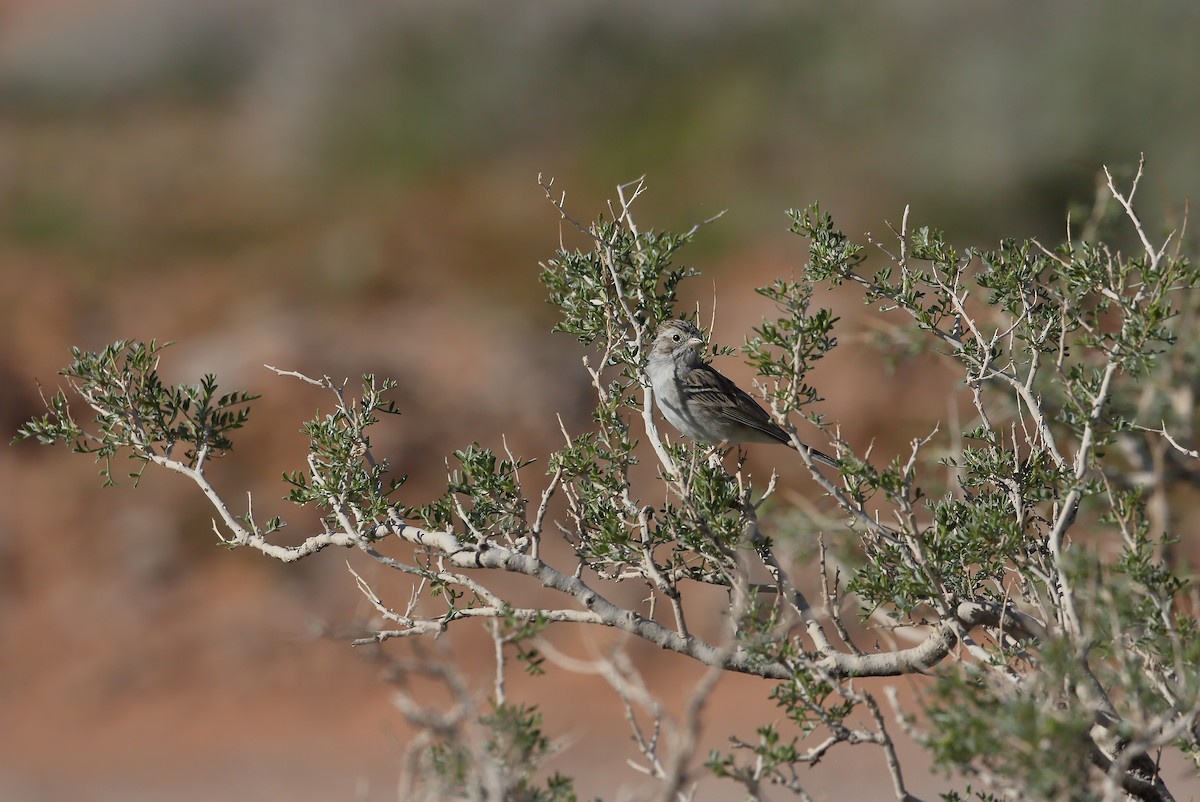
[686,337,704,350]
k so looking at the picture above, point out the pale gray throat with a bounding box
[647,352,709,442]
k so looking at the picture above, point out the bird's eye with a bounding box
[672,333,681,342]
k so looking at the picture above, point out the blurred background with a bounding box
[2,1,1198,799]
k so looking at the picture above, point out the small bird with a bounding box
[646,319,838,468]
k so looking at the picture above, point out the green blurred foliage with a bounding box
[1,0,1197,280]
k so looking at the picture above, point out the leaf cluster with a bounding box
[416,444,533,544]
[16,339,257,484]
[282,375,405,533]
[540,217,698,355]
[429,702,583,802]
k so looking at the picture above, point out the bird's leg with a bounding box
[703,440,731,467]
[735,447,749,471]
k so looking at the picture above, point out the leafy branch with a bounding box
[17,163,1200,801]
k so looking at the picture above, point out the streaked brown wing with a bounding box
[680,365,789,443]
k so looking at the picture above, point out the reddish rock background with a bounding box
[2,2,1198,800]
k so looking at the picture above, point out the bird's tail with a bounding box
[799,443,839,469]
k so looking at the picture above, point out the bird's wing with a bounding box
[680,365,789,444]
